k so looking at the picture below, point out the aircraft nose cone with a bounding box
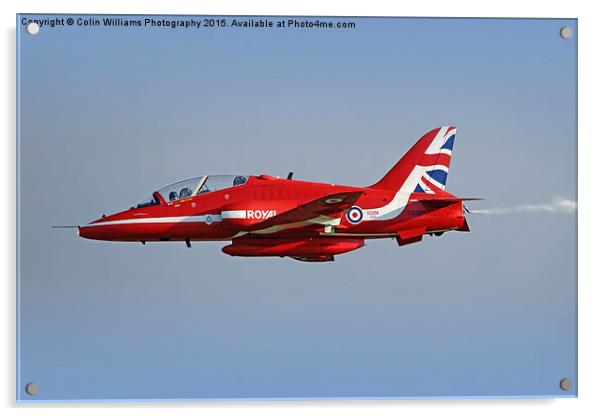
[78,224,93,240]
[79,219,108,240]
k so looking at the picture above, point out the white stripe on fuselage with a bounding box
[84,214,223,227]
[220,210,246,219]
[86,209,278,227]
[82,213,339,237]
[363,165,430,221]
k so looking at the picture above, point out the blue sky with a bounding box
[17,15,576,401]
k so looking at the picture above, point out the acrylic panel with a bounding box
[16,14,577,402]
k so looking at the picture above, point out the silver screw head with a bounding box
[559,378,573,391]
[560,26,573,39]
[25,383,38,395]
[26,22,40,35]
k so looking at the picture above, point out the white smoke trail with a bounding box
[470,197,577,215]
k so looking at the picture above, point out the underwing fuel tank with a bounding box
[222,237,364,257]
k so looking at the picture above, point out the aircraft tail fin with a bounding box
[369,126,457,194]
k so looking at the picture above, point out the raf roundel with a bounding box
[346,206,363,224]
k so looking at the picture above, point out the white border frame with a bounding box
[3,1,599,414]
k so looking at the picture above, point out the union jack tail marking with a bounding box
[414,127,456,194]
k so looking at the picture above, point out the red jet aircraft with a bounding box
[74,127,477,262]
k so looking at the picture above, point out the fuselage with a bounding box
[75,126,471,261]
[78,174,466,243]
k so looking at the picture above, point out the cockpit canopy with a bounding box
[135,175,249,208]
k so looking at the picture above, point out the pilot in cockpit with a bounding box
[233,176,247,186]
[179,188,192,199]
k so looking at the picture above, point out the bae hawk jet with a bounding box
[71,127,478,262]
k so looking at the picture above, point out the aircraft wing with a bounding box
[247,191,363,232]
